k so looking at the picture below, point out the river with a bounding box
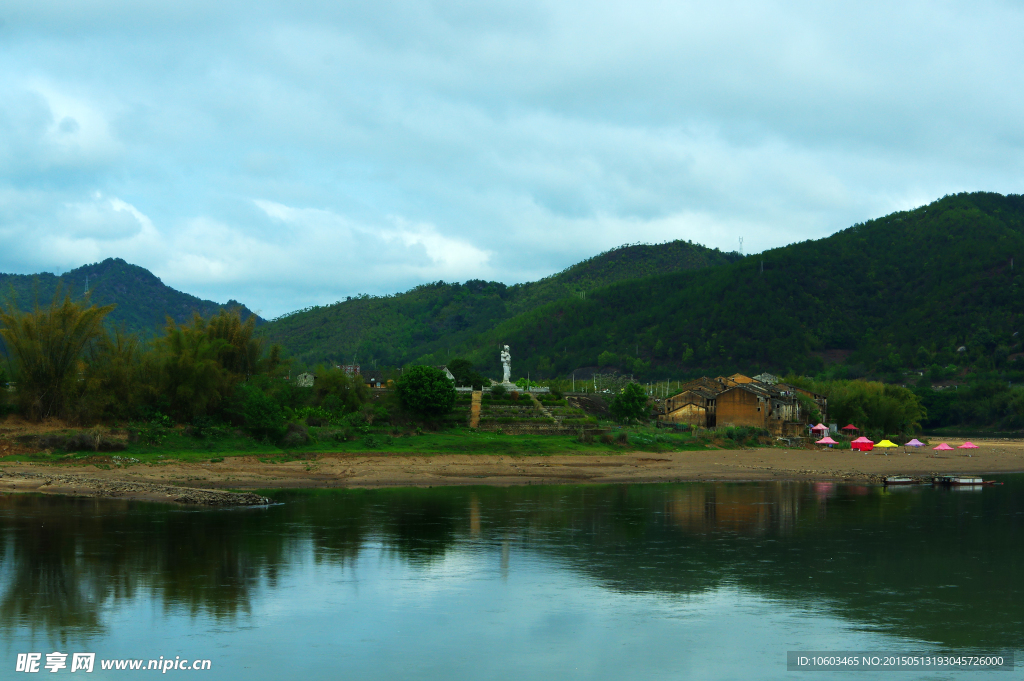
[1,478,1020,679]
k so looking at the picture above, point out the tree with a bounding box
[447,358,486,389]
[149,317,229,420]
[78,327,143,421]
[395,365,456,417]
[239,383,285,441]
[0,289,114,419]
[610,382,649,423]
[312,365,368,414]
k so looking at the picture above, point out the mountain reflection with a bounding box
[0,479,1020,649]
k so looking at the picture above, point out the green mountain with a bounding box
[421,192,1024,380]
[263,240,740,367]
[0,258,261,338]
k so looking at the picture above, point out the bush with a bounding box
[600,433,615,444]
[241,385,286,441]
[610,383,649,423]
[577,431,594,444]
[280,422,310,447]
[41,430,127,452]
[490,384,507,398]
[395,365,456,417]
[362,434,393,448]
[616,432,629,445]
[319,428,354,442]
[298,406,334,427]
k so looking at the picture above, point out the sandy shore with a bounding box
[1,437,1022,504]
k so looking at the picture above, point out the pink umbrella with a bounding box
[933,443,953,451]
[811,423,828,431]
[958,441,978,457]
[816,436,838,445]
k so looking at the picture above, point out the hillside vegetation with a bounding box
[428,192,1024,382]
[0,258,260,339]
[262,240,739,367]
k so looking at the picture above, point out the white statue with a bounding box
[500,345,511,384]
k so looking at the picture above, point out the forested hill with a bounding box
[0,258,261,338]
[428,192,1024,380]
[262,240,740,366]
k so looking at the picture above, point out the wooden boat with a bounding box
[883,476,920,485]
[932,476,998,486]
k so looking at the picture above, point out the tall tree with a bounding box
[0,289,114,419]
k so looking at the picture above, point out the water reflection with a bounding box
[0,479,1021,651]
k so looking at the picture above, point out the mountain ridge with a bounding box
[432,191,1024,380]
[261,239,742,366]
[0,258,262,338]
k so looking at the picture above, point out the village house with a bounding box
[659,374,826,436]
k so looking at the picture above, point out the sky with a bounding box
[1,0,1023,318]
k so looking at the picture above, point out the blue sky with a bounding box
[1,0,1022,317]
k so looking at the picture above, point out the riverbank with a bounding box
[2,437,1023,503]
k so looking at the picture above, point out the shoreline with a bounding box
[2,438,1023,504]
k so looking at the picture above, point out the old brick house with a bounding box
[660,374,824,436]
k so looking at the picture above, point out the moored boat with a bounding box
[883,476,920,485]
[932,476,997,486]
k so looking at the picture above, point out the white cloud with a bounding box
[0,0,1022,315]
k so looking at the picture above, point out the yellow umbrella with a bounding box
[875,439,898,456]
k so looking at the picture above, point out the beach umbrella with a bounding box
[811,423,828,431]
[876,439,898,456]
[933,443,953,451]
[904,438,924,455]
[816,436,838,446]
[841,424,859,431]
[958,441,979,457]
[851,436,874,452]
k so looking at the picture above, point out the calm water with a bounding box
[0,478,1021,679]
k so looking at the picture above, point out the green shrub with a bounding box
[280,422,310,447]
[396,365,457,417]
[241,385,286,441]
[610,383,649,423]
[362,434,394,448]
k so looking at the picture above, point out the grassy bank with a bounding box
[0,424,757,466]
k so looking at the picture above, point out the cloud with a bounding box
[0,0,1022,316]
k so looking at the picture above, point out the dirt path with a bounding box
[2,437,1023,503]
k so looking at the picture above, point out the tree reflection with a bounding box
[1,479,1021,650]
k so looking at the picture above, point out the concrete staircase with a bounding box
[469,390,482,428]
[528,393,556,424]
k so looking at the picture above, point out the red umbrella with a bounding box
[851,436,874,452]
[841,424,859,431]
